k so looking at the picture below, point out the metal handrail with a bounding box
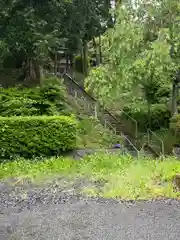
[65,73,138,136]
[121,133,140,158]
[105,120,116,135]
[64,73,139,150]
[120,109,138,139]
[148,129,165,156]
[64,73,96,102]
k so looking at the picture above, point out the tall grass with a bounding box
[0,154,180,200]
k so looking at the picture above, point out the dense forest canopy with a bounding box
[0,0,114,84]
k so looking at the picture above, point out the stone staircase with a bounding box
[62,73,143,157]
[103,111,124,135]
[45,70,165,158]
[62,73,160,158]
[103,111,141,156]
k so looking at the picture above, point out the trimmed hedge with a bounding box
[0,116,77,160]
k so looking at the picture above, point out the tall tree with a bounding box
[70,0,114,75]
[85,0,180,115]
[0,0,68,84]
[0,0,114,84]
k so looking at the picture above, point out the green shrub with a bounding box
[122,104,171,132]
[170,114,180,133]
[170,115,180,147]
[0,76,73,116]
[155,84,171,103]
[40,76,73,115]
[76,116,122,148]
[0,116,77,160]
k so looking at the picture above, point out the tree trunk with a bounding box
[81,47,84,74]
[24,58,41,86]
[69,54,73,68]
[93,37,100,66]
[54,51,57,75]
[83,40,88,76]
[66,54,69,72]
[99,35,102,64]
[58,55,61,74]
[147,102,151,129]
[171,80,178,115]
[105,0,114,28]
[33,59,41,79]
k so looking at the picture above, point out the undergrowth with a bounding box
[77,116,122,148]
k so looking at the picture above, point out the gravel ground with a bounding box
[0,177,180,240]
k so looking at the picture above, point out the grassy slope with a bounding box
[1,154,180,200]
[76,116,122,149]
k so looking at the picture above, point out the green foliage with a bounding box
[77,116,122,148]
[85,0,180,115]
[84,67,108,104]
[169,115,180,151]
[0,0,113,80]
[0,116,77,160]
[0,0,68,63]
[40,76,73,115]
[0,76,72,116]
[155,84,171,103]
[85,5,144,102]
[170,114,180,133]
[123,104,171,132]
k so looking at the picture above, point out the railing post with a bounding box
[121,132,139,158]
[104,120,107,128]
[74,90,77,98]
[147,129,150,144]
[148,129,164,157]
[135,121,138,139]
[121,109,138,140]
[87,102,90,114]
[114,126,116,135]
[161,140,165,156]
[90,103,93,116]
[82,97,86,110]
[106,121,117,135]
[94,103,98,118]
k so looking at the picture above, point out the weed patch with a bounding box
[0,154,180,200]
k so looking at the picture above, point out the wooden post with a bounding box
[94,104,98,118]
[74,90,78,99]
[104,120,107,128]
